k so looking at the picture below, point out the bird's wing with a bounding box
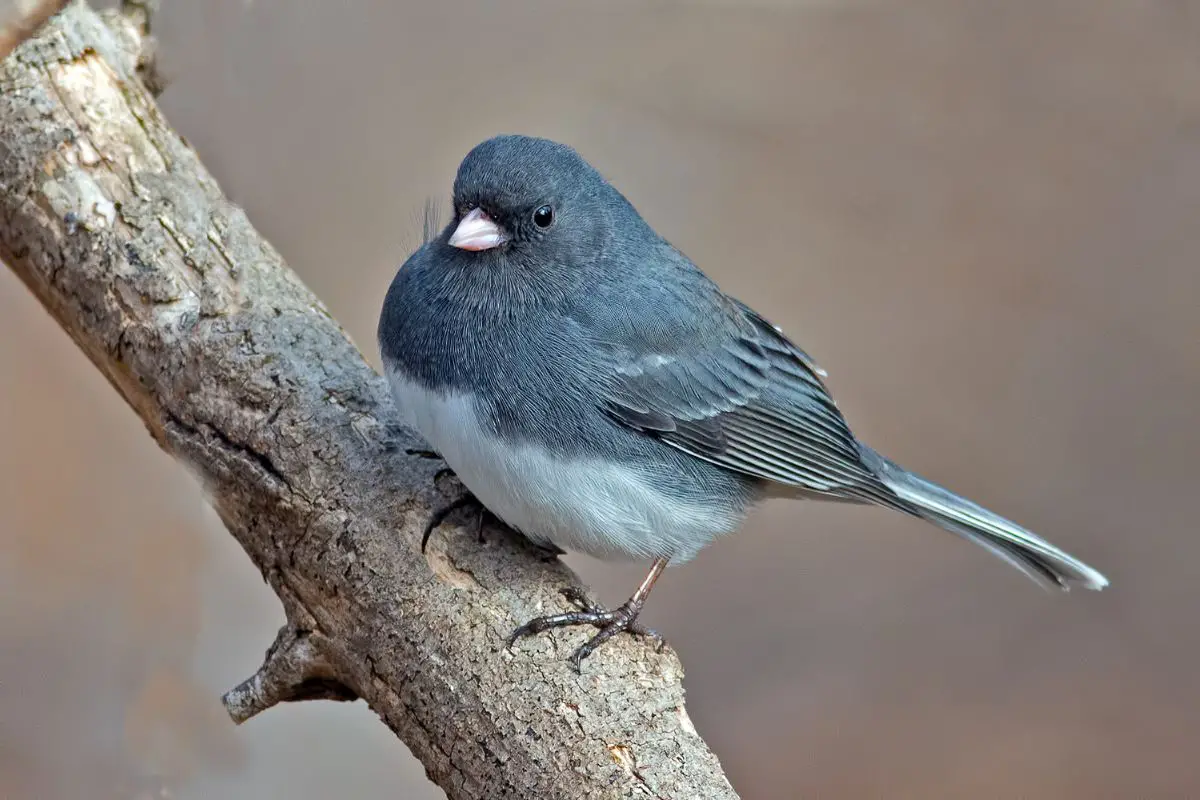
[597,298,891,499]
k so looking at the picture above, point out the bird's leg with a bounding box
[506,558,669,670]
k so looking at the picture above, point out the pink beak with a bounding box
[448,207,508,251]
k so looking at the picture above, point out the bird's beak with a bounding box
[448,207,508,251]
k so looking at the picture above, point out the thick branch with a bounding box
[0,4,738,799]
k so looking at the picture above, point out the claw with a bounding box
[476,506,488,543]
[420,495,475,552]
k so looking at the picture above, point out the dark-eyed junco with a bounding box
[378,135,1108,669]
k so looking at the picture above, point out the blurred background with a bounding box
[2,0,1198,797]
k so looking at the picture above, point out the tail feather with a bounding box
[860,446,1109,591]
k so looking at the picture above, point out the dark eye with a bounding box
[532,205,554,228]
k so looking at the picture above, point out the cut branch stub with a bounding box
[223,626,358,725]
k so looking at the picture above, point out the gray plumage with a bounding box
[378,134,1107,595]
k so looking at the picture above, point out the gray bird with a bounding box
[378,134,1108,669]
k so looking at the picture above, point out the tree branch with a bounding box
[0,3,738,798]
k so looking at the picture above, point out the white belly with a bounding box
[385,369,742,563]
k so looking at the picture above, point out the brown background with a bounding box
[2,1,1198,797]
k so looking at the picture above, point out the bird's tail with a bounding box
[859,446,1109,591]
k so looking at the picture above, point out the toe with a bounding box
[560,587,603,613]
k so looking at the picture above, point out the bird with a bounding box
[377,134,1108,669]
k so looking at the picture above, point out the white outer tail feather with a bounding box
[861,446,1109,591]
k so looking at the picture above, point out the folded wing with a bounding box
[598,298,895,504]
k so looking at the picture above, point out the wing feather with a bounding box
[598,301,889,500]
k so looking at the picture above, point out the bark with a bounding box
[0,3,739,799]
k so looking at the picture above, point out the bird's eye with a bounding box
[532,205,554,228]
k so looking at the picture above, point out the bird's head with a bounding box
[442,135,628,275]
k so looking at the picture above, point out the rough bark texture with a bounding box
[0,4,739,799]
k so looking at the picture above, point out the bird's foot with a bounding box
[409,449,564,561]
[420,493,489,552]
[419,492,562,561]
[406,447,458,483]
[408,447,484,550]
[506,587,664,670]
